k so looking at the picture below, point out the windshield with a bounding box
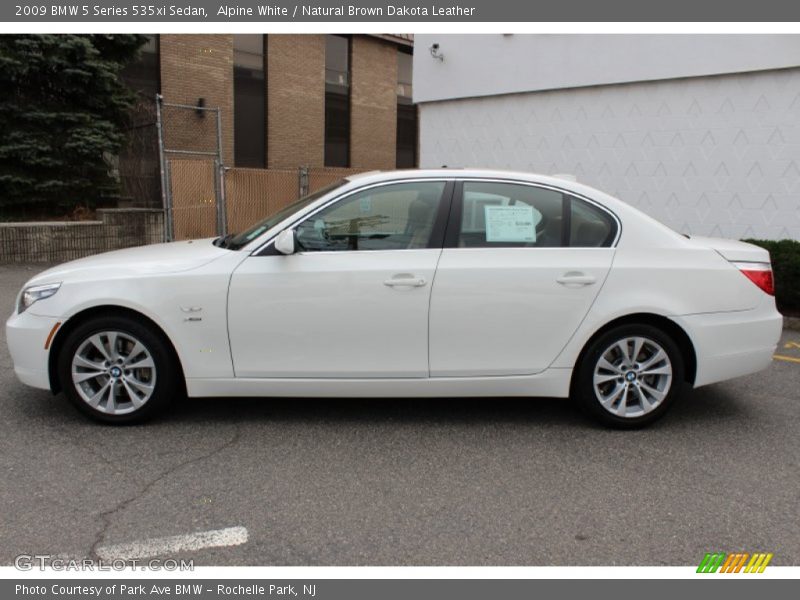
[224,180,347,250]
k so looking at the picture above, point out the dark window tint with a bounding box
[569,197,617,247]
[325,35,350,167]
[121,35,159,98]
[396,103,417,168]
[396,50,417,168]
[458,182,565,248]
[233,35,266,168]
[295,181,446,252]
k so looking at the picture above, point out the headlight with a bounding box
[18,282,61,314]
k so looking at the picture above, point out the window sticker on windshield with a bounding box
[484,205,540,242]
[360,197,372,213]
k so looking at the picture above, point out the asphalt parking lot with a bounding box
[1,263,798,567]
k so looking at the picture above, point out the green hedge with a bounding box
[743,239,800,313]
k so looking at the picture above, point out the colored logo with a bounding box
[697,552,773,573]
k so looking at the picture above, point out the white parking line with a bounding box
[96,526,248,560]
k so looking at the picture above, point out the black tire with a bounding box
[573,323,685,429]
[57,314,180,424]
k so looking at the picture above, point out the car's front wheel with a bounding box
[574,324,685,428]
[57,315,179,423]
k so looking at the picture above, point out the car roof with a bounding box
[347,168,571,184]
[344,168,609,202]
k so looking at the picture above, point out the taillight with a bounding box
[733,262,775,296]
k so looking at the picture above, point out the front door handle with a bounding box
[556,272,596,286]
[384,274,427,288]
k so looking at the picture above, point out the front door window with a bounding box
[295,181,447,252]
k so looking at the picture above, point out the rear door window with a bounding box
[457,182,565,248]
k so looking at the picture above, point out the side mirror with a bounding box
[274,229,296,255]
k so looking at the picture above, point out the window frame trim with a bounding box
[253,178,456,256]
[443,178,622,250]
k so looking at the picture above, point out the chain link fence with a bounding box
[167,160,220,241]
[307,167,365,195]
[224,167,298,236]
[118,97,161,209]
[222,166,367,237]
[155,95,370,241]
[156,95,225,242]
[164,164,369,240]
[165,162,368,241]
[160,102,222,157]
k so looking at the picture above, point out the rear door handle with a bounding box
[384,274,427,288]
[556,273,596,286]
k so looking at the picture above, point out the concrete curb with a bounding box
[784,316,800,332]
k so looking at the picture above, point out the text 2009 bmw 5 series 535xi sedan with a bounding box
[6,170,783,427]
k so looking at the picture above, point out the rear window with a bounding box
[569,197,617,247]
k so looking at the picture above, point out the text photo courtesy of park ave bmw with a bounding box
[1,1,799,594]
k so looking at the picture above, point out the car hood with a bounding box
[26,238,231,285]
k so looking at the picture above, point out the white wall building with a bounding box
[414,34,800,240]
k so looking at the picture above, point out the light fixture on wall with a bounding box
[429,43,444,62]
[196,97,206,118]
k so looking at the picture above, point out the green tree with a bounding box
[0,35,147,218]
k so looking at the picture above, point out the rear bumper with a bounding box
[5,310,59,391]
[671,299,783,388]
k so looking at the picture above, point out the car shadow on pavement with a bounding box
[157,383,753,431]
[13,380,752,431]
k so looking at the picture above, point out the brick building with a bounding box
[120,34,416,206]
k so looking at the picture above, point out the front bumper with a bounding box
[5,310,60,390]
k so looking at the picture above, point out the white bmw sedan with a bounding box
[6,170,783,427]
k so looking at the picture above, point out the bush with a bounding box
[743,239,800,313]
[0,35,146,217]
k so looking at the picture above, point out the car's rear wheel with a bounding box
[574,324,684,428]
[57,315,179,423]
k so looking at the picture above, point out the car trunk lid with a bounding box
[688,236,771,263]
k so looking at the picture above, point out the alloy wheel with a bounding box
[592,336,673,419]
[70,330,157,415]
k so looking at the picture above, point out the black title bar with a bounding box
[5,0,800,22]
